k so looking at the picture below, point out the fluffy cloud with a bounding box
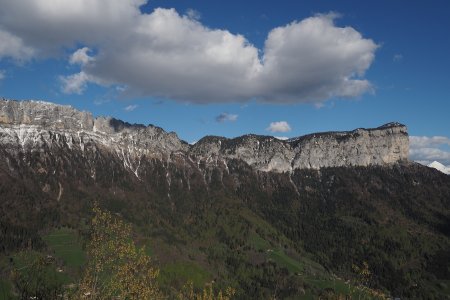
[0,1,377,104]
[60,72,90,94]
[60,70,107,94]
[0,29,34,61]
[0,0,145,56]
[69,47,93,66]
[124,104,139,112]
[409,136,450,148]
[186,8,201,20]
[258,13,376,103]
[267,121,291,133]
[216,113,238,123]
[409,136,450,166]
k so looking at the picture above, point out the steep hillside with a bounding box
[0,99,449,299]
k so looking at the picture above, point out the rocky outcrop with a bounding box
[0,99,94,130]
[0,99,188,159]
[0,99,409,173]
[191,123,409,172]
[289,123,409,170]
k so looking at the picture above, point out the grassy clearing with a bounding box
[248,232,305,274]
[304,277,348,292]
[248,232,271,251]
[159,261,211,289]
[139,238,154,257]
[11,250,70,293]
[268,249,304,274]
[43,228,85,268]
[0,279,14,300]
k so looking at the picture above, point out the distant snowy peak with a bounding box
[427,161,450,175]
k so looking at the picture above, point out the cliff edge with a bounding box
[0,99,409,173]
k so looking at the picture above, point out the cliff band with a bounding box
[0,99,409,173]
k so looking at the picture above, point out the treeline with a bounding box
[0,220,45,252]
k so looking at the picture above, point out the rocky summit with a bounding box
[0,98,409,174]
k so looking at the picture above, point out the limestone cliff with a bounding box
[0,99,188,158]
[0,99,409,173]
[191,123,409,172]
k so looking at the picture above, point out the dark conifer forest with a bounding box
[1,142,449,299]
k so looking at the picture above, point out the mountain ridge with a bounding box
[0,98,409,173]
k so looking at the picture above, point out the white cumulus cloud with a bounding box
[258,13,376,103]
[267,121,291,133]
[0,1,378,104]
[124,104,138,112]
[0,0,145,57]
[409,136,450,148]
[186,8,201,20]
[60,71,90,94]
[216,113,238,123]
[69,47,93,66]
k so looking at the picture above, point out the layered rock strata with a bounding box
[0,99,409,173]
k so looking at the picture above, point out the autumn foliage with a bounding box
[73,205,234,300]
[74,205,161,299]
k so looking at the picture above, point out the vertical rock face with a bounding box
[0,99,94,130]
[0,99,409,173]
[191,135,296,172]
[289,123,409,169]
[192,123,409,172]
[0,99,188,158]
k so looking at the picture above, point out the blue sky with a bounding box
[0,0,449,165]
